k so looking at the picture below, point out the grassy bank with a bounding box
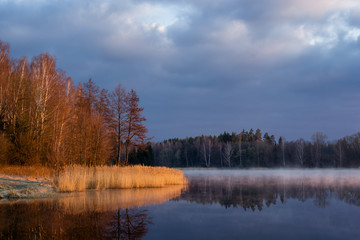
[0,165,53,180]
[0,165,187,196]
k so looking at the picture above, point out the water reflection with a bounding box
[0,201,151,239]
[179,170,360,210]
[59,185,186,213]
[0,185,186,239]
[2,170,360,239]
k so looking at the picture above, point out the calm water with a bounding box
[1,169,360,239]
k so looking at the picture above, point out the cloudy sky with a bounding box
[1,0,360,141]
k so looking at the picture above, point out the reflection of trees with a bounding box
[0,202,152,239]
[177,176,360,210]
[61,209,111,239]
[0,186,185,239]
[108,208,152,240]
[0,202,62,239]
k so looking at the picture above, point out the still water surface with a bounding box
[1,169,360,239]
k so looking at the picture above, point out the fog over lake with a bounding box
[1,169,360,239]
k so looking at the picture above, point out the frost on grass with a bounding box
[0,177,55,201]
[0,165,188,200]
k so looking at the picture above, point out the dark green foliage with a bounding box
[129,145,154,166]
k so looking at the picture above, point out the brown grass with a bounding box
[0,165,53,179]
[55,165,187,192]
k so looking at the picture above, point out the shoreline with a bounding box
[0,165,187,200]
[0,175,56,201]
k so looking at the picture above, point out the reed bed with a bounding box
[55,165,187,192]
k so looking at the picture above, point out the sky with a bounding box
[1,0,360,142]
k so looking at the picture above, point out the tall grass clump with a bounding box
[55,165,187,192]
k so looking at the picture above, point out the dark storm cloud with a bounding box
[1,0,360,141]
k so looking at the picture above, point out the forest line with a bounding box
[2,39,360,169]
[152,130,360,168]
[0,40,150,168]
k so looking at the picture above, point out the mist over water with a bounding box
[145,169,360,239]
[179,169,360,210]
[1,169,360,239]
[184,169,360,186]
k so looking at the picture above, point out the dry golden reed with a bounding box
[55,165,187,192]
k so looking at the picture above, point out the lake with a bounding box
[1,169,360,239]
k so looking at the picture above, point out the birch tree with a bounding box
[50,77,74,168]
[238,137,242,167]
[223,142,233,167]
[201,136,212,168]
[0,41,13,134]
[30,53,69,165]
[296,138,305,166]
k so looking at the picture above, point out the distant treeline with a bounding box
[152,129,360,168]
[0,40,150,168]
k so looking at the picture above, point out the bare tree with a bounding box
[296,138,305,166]
[311,131,327,167]
[4,58,29,137]
[69,83,89,165]
[48,76,74,169]
[0,42,153,168]
[110,208,152,239]
[0,55,33,165]
[223,142,233,167]
[68,80,112,166]
[279,136,286,167]
[184,144,189,167]
[124,89,148,165]
[110,83,127,165]
[85,80,112,166]
[30,53,70,165]
[238,139,242,168]
[334,140,343,168]
[219,142,223,167]
[0,41,9,66]
[255,141,261,167]
[201,136,212,168]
